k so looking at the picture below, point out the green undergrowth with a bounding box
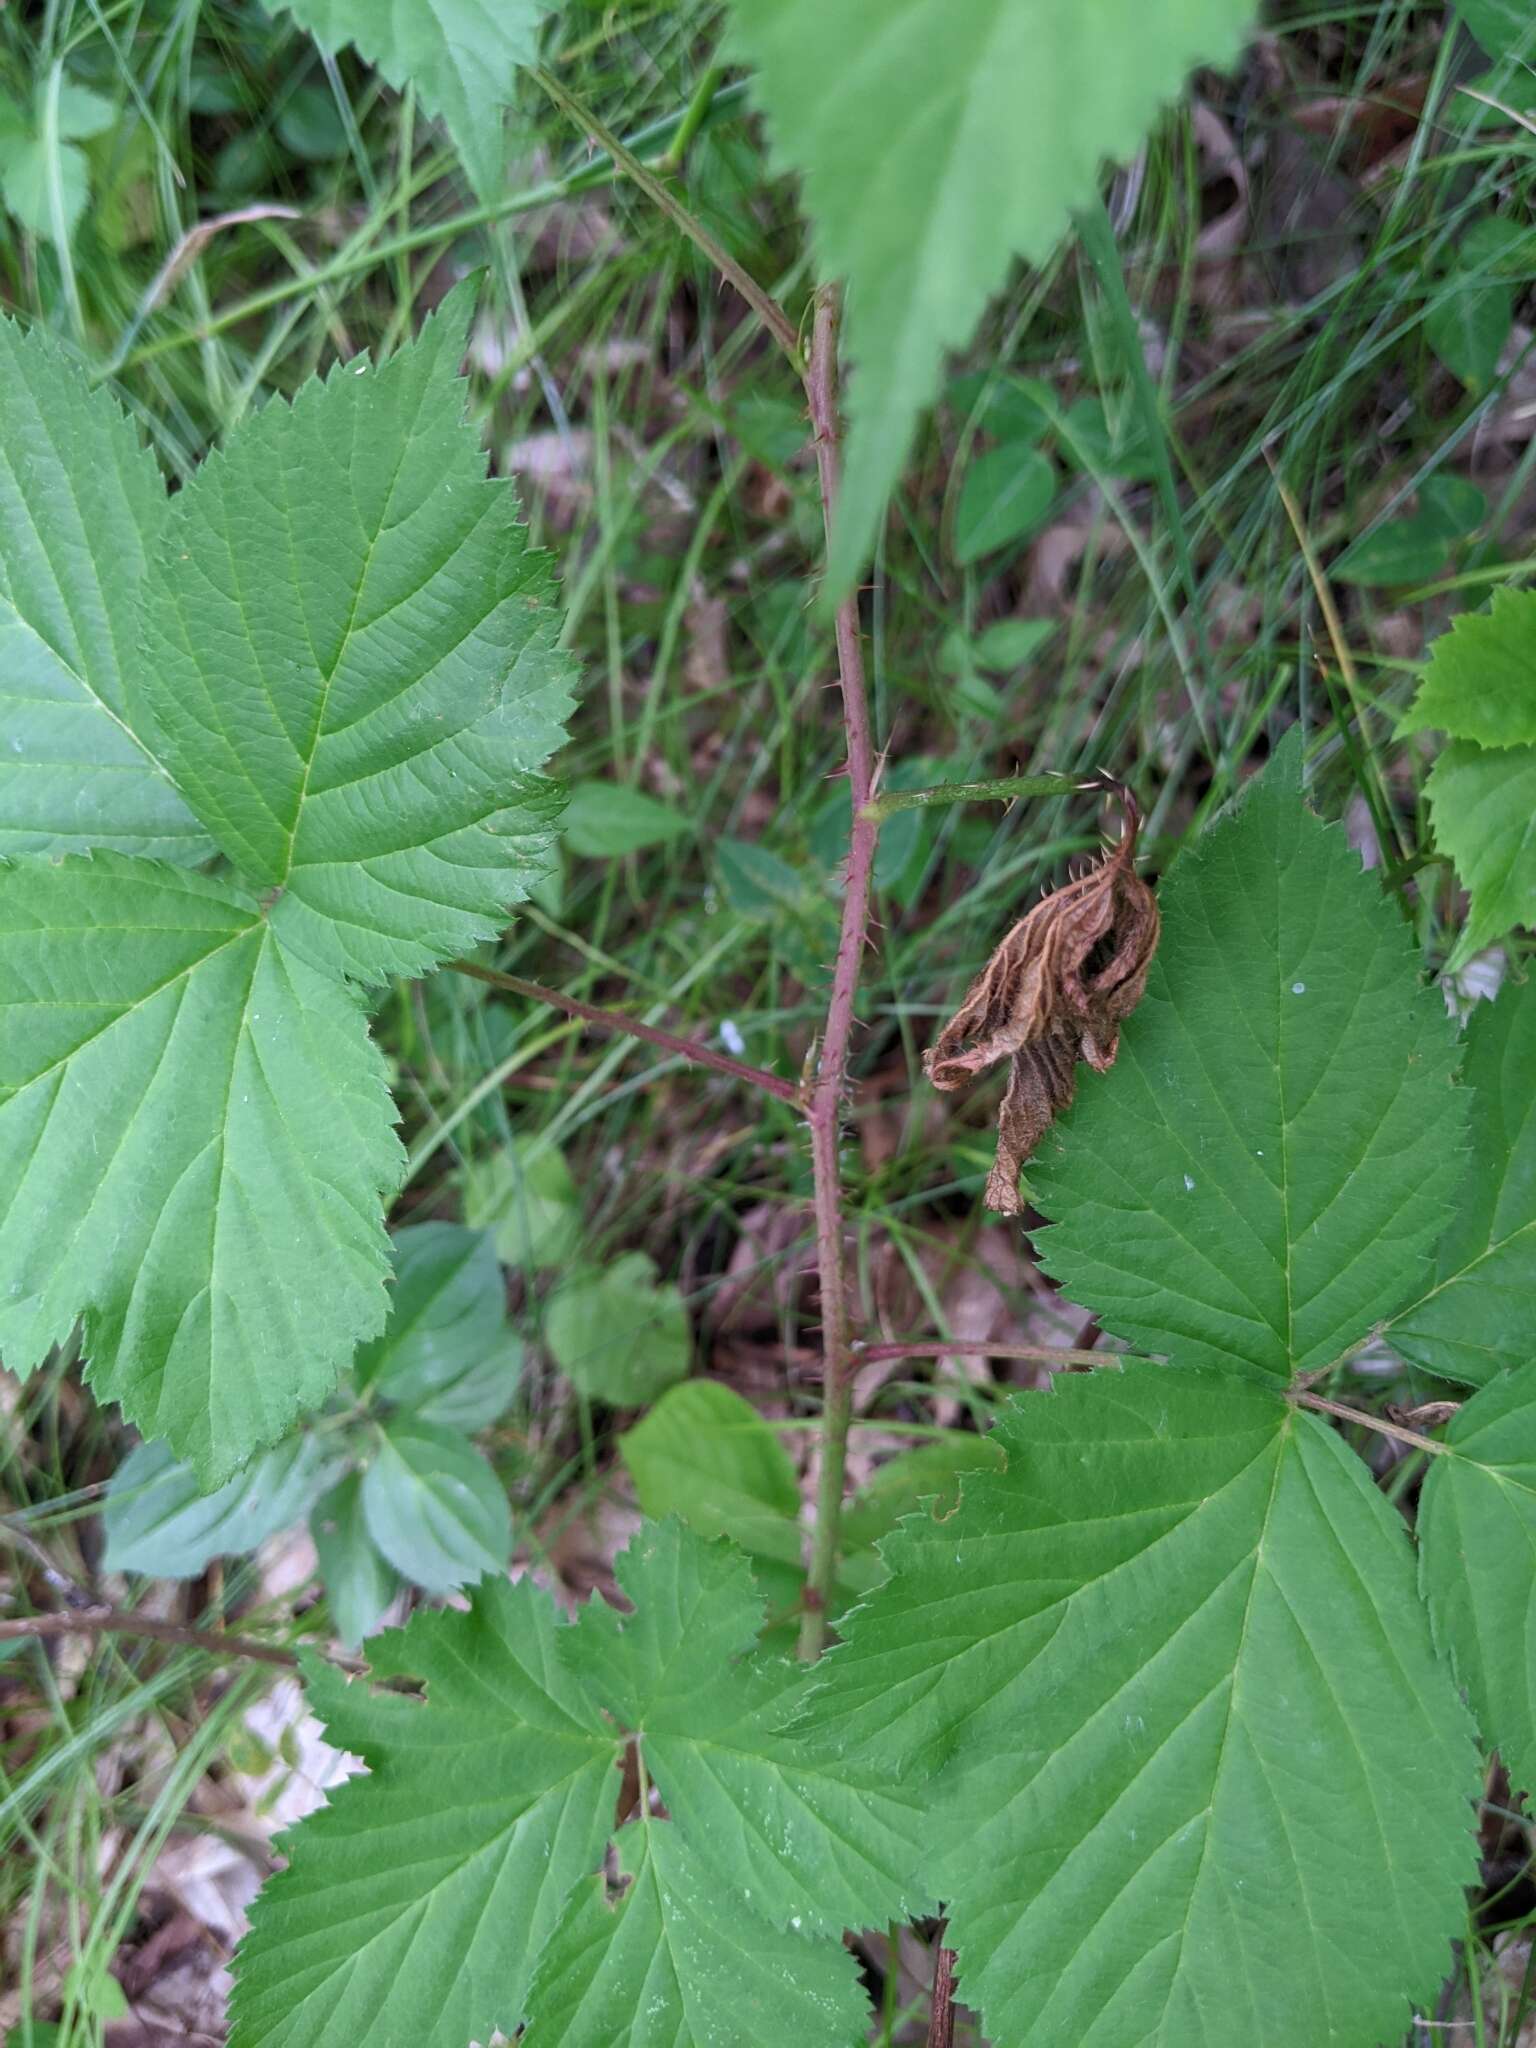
[3,0,1536,2043]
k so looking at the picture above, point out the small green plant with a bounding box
[228,744,1536,2045]
[0,286,572,1483]
[103,1224,521,1644]
[10,3,1536,2043]
[1401,586,1536,965]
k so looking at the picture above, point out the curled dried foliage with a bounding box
[924,787,1160,1213]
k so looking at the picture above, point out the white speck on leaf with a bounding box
[1291,981,1306,994]
[1182,1173,1195,1192]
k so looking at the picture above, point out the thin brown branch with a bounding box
[854,1341,1113,1369]
[1289,1389,1448,1458]
[0,1514,92,1607]
[527,96,878,1659]
[0,1606,308,1668]
[447,961,802,1106]
[799,281,880,1658]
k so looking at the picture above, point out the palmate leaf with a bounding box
[559,1521,931,1939]
[809,1366,1479,2048]
[1423,741,1536,961]
[0,288,573,1476]
[232,1522,923,2048]
[0,317,208,860]
[1388,977,1536,1386]
[545,1252,691,1405]
[522,1820,870,2047]
[0,859,400,1480]
[1025,736,1465,1380]
[1421,1364,1536,1806]
[1402,588,1536,960]
[1400,589,1536,749]
[269,0,548,200]
[231,1580,616,2048]
[135,281,573,985]
[726,0,1259,594]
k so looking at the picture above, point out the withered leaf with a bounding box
[924,788,1160,1214]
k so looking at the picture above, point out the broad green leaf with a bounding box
[1422,739,1536,961]
[1027,736,1465,1381]
[1425,219,1520,391]
[727,0,1260,594]
[1057,395,1160,482]
[269,0,547,199]
[0,858,400,1482]
[545,1253,690,1405]
[310,1472,399,1648]
[837,1435,1005,1592]
[1334,474,1486,587]
[60,1963,127,2023]
[104,1433,333,1577]
[1456,0,1536,58]
[1389,978,1536,1385]
[811,1365,1478,2048]
[0,133,90,243]
[360,1418,510,1593]
[953,447,1056,564]
[1433,280,1515,391]
[971,617,1054,670]
[0,316,208,859]
[715,836,812,918]
[948,371,1050,444]
[561,780,691,858]
[356,1222,520,1427]
[233,1525,917,2048]
[52,83,115,142]
[619,1380,803,1589]
[1421,1365,1536,1803]
[560,1521,930,1936]
[463,1134,583,1270]
[230,1580,616,2048]
[522,1819,871,2047]
[134,284,574,983]
[1401,585,1536,749]
[276,84,350,162]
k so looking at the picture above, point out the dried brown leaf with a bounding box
[924,788,1159,1214]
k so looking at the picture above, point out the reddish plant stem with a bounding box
[447,960,802,1106]
[0,1606,306,1669]
[927,1942,958,2048]
[799,282,879,1658]
[1289,1389,1448,1458]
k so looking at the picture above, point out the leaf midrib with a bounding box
[271,354,430,887]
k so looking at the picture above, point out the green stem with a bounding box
[860,771,1096,821]
[660,61,726,171]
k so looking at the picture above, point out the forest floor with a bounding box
[2,1,1535,2042]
